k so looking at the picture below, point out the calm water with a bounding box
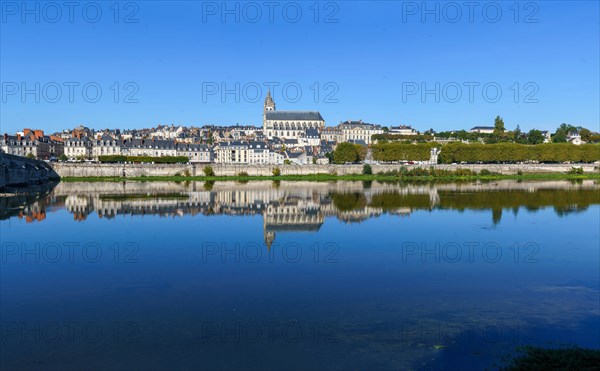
[1,180,599,370]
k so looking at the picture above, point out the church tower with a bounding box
[264,89,276,112]
[263,89,276,135]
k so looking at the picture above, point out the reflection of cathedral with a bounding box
[262,199,324,249]
[6,180,599,248]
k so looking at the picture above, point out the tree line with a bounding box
[439,143,600,163]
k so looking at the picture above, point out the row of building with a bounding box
[0,92,417,164]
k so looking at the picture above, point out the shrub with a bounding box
[568,166,584,175]
[480,169,491,176]
[371,142,438,162]
[272,167,281,177]
[203,165,215,177]
[58,154,68,162]
[238,171,249,177]
[438,143,600,164]
[517,170,523,176]
[362,164,372,175]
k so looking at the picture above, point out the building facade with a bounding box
[338,120,384,144]
[262,90,325,139]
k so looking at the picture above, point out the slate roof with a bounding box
[265,111,324,121]
[305,128,320,137]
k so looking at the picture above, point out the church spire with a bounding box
[264,89,276,112]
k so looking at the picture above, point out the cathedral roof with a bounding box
[265,111,324,121]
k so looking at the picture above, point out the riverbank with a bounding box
[60,172,600,182]
[51,162,600,179]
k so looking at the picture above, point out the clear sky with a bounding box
[1,1,598,134]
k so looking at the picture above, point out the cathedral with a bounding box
[262,90,325,139]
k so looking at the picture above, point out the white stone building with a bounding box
[338,120,384,144]
[65,136,94,159]
[262,90,325,140]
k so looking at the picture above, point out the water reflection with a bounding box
[1,180,599,370]
[3,179,599,235]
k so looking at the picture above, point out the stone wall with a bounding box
[50,162,600,178]
[0,153,60,189]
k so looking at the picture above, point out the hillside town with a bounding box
[1,92,597,164]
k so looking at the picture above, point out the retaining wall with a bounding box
[50,162,600,178]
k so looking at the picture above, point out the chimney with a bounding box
[34,130,43,138]
[23,128,31,136]
[17,133,21,141]
[3,133,7,141]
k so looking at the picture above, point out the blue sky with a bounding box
[1,1,598,134]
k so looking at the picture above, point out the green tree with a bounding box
[513,125,523,143]
[493,116,505,135]
[527,129,545,144]
[26,153,35,159]
[553,123,577,143]
[334,142,360,163]
[579,128,592,142]
[203,165,215,176]
[58,154,68,162]
[272,167,281,176]
[362,164,372,175]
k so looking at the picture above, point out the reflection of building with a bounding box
[263,199,324,248]
[8,180,600,240]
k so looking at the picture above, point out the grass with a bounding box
[60,172,600,183]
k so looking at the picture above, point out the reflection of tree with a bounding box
[7,182,600,229]
[554,205,589,216]
[492,208,502,225]
[437,190,600,210]
[332,192,367,211]
[370,192,431,210]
